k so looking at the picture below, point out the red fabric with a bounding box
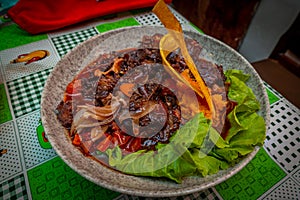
[8,0,172,34]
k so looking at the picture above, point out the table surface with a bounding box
[0,6,299,200]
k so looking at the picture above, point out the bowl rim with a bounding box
[41,25,270,197]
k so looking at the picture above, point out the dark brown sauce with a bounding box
[56,35,236,159]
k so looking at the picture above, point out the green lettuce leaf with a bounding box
[105,113,209,183]
[224,69,250,82]
[190,149,229,176]
[224,70,264,141]
[212,70,266,162]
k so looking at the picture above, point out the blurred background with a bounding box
[173,0,300,107]
[0,0,18,15]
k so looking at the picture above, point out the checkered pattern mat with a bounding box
[7,68,51,118]
[17,111,57,169]
[265,101,300,172]
[216,148,286,200]
[0,174,27,200]
[51,28,98,57]
[0,121,23,181]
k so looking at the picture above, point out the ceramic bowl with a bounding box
[41,26,270,197]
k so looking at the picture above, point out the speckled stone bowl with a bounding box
[41,26,270,197]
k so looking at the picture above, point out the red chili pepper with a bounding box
[72,134,81,146]
[123,137,141,152]
[81,140,93,155]
[64,80,82,101]
[66,82,75,94]
[96,135,112,152]
[113,131,131,146]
